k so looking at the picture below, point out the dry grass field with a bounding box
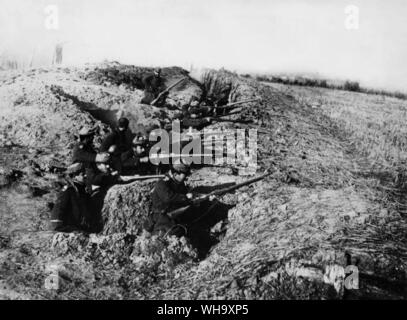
[269,83,407,166]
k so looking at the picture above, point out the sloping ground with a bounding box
[1,64,407,299]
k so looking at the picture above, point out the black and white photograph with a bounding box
[0,0,407,304]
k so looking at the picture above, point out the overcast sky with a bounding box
[1,0,406,91]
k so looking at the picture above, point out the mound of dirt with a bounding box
[101,180,156,235]
[199,69,260,105]
[84,62,203,108]
[0,229,197,299]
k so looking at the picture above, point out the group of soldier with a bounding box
[49,68,256,254]
[49,115,222,249]
[49,118,150,233]
[139,68,234,131]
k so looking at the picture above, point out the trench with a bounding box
[89,68,245,258]
[50,85,121,129]
[0,67,253,296]
[52,73,240,259]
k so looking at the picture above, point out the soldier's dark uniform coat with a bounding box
[72,141,97,164]
[121,153,151,175]
[149,176,191,235]
[50,142,99,231]
[84,169,119,232]
[141,73,165,105]
[71,141,101,185]
[50,182,88,231]
[149,174,229,259]
[100,129,133,173]
[100,129,133,155]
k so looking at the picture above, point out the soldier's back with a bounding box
[72,142,97,164]
[151,177,188,212]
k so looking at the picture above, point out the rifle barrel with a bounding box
[152,77,188,105]
[211,117,252,124]
[167,171,271,218]
[124,174,165,181]
[166,77,188,91]
[149,153,215,159]
[217,98,260,110]
[209,171,271,197]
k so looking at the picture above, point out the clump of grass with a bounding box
[343,81,360,92]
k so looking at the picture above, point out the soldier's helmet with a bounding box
[78,126,96,137]
[172,159,191,175]
[118,117,129,130]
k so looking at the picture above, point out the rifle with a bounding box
[149,153,215,161]
[180,131,239,141]
[209,115,253,124]
[167,170,271,219]
[216,98,260,111]
[151,77,188,106]
[178,134,228,143]
[182,115,252,130]
[182,130,230,136]
[149,152,241,165]
[120,174,165,182]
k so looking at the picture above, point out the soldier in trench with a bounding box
[120,135,151,175]
[148,161,229,258]
[172,101,213,130]
[82,161,123,232]
[50,126,143,232]
[187,100,217,117]
[50,159,152,233]
[141,68,167,106]
[100,117,134,174]
[49,164,89,232]
[49,126,110,231]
